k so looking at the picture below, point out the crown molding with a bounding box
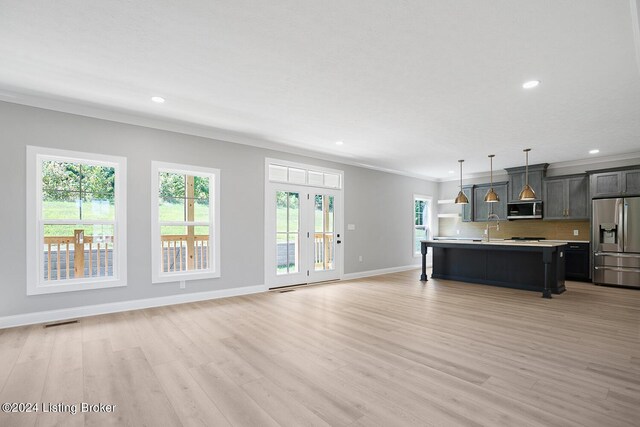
[437,152,640,182]
[631,0,640,76]
[0,87,440,183]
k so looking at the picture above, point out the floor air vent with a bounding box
[278,289,296,293]
[44,320,79,328]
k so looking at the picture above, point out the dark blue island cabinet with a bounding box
[420,240,567,298]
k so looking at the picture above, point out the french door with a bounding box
[265,185,342,288]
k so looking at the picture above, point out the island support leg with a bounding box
[420,242,428,282]
[542,248,553,299]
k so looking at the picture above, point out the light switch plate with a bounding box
[347,224,356,231]
[573,229,579,236]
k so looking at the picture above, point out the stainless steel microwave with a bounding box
[507,201,543,220]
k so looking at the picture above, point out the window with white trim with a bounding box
[268,162,342,189]
[151,161,220,283]
[414,196,432,255]
[26,146,127,295]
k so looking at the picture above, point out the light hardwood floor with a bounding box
[1,270,639,426]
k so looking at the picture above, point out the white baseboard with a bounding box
[342,264,424,281]
[0,284,267,329]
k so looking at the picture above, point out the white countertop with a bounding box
[424,239,568,248]
[434,237,589,244]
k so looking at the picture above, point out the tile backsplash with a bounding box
[438,217,590,240]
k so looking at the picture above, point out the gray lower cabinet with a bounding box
[461,184,474,222]
[473,182,508,221]
[543,174,589,220]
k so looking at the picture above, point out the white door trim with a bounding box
[264,158,344,289]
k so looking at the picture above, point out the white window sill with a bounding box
[27,278,127,296]
[152,271,221,284]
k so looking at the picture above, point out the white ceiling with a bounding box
[1,1,640,180]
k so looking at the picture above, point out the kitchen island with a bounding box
[420,240,567,297]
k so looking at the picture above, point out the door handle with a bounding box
[623,202,628,252]
[594,266,640,273]
[336,240,342,244]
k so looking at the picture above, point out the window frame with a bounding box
[413,194,433,257]
[151,161,221,284]
[26,146,127,295]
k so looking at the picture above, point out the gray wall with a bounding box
[0,101,438,317]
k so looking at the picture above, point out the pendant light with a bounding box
[454,160,469,204]
[518,148,536,200]
[484,154,499,203]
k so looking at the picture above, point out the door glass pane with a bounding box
[314,194,335,271]
[414,198,430,254]
[276,233,288,275]
[275,191,299,275]
[315,195,323,233]
[288,193,299,232]
[326,196,334,232]
[276,191,287,232]
[288,233,299,273]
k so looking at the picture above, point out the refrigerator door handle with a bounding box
[594,266,640,273]
[623,201,628,252]
[594,252,640,258]
[617,198,624,250]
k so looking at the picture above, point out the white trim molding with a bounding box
[151,161,221,284]
[26,146,127,295]
[264,158,345,289]
[0,285,267,329]
[631,0,640,75]
[342,264,423,281]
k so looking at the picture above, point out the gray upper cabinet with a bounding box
[623,170,640,195]
[590,172,621,198]
[589,167,640,198]
[543,174,589,220]
[505,163,548,202]
[473,182,508,221]
[543,179,565,219]
[567,176,589,219]
[461,184,474,222]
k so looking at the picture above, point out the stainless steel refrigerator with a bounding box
[592,197,640,288]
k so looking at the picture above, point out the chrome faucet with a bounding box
[485,213,500,242]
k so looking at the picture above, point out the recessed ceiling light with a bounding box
[151,96,165,103]
[448,170,455,174]
[589,149,600,154]
[335,141,344,146]
[522,80,541,89]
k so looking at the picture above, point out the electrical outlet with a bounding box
[573,229,579,236]
[483,229,488,235]
[180,280,186,289]
[456,229,460,235]
[358,255,363,262]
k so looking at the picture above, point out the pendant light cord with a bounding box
[525,150,529,186]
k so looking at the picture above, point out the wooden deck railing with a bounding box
[313,232,334,270]
[43,231,211,280]
[44,230,113,280]
[161,234,209,273]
